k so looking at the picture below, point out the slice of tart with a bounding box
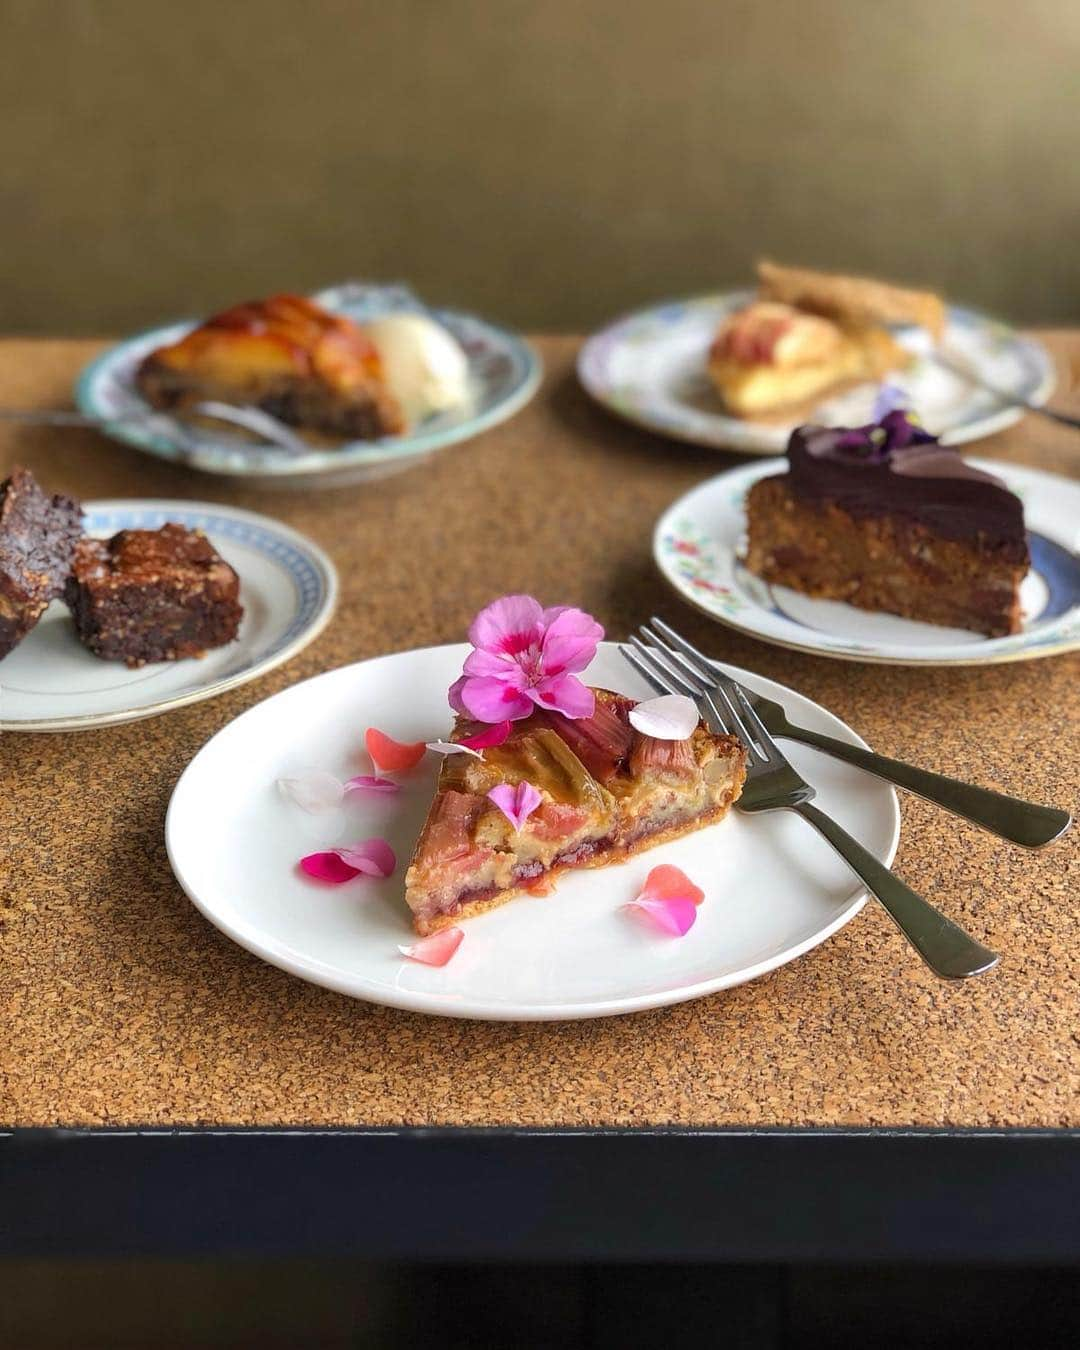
[404,689,747,935]
[744,411,1029,637]
[136,293,405,441]
[707,261,944,419]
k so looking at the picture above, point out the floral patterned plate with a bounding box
[654,459,1080,666]
[76,283,542,489]
[579,291,1054,454]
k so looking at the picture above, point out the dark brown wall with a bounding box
[2,0,1078,334]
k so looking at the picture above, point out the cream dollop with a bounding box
[360,313,470,426]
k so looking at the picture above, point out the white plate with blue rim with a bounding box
[165,642,899,1020]
[75,283,542,489]
[654,459,1080,666]
[578,290,1055,454]
[0,500,337,731]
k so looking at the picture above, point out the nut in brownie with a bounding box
[0,465,83,660]
[65,524,243,667]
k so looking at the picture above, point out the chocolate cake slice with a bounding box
[0,465,83,659]
[404,689,747,935]
[744,412,1029,636]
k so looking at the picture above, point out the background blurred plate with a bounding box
[579,290,1055,454]
[654,459,1080,666]
[75,283,542,489]
[166,642,899,1021]
[0,500,336,731]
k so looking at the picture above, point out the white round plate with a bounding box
[578,290,1055,454]
[166,642,899,1021]
[75,283,542,489]
[655,460,1080,666]
[0,500,337,731]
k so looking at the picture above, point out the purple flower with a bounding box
[449,595,603,723]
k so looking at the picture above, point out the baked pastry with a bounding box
[0,465,82,660]
[65,524,243,666]
[136,294,405,440]
[744,412,1029,637]
[708,261,944,419]
[404,689,747,935]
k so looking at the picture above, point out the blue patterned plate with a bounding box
[580,291,1055,454]
[75,284,542,488]
[654,460,1080,666]
[0,501,337,731]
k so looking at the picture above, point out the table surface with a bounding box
[2,334,1078,1130]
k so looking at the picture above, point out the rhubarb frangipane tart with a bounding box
[136,293,405,440]
[404,690,747,935]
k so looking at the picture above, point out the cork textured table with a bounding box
[2,335,1078,1130]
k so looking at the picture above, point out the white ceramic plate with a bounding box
[0,501,337,731]
[655,460,1080,666]
[165,642,899,1021]
[578,290,1055,454]
[75,283,542,489]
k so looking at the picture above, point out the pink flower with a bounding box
[450,595,603,724]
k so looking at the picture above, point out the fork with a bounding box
[0,401,311,455]
[621,637,999,979]
[643,618,1070,849]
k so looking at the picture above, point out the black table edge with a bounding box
[3,1127,1078,1263]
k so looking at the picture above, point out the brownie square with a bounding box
[65,524,243,667]
[0,465,83,659]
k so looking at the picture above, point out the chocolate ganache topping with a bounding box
[786,411,1027,560]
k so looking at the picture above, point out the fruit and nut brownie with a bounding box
[65,523,243,666]
[0,465,83,659]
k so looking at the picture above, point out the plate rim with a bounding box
[164,641,900,1021]
[578,289,1056,454]
[75,305,543,480]
[1,498,339,732]
[654,458,1080,667]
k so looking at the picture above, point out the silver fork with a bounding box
[644,618,1070,850]
[0,401,311,455]
[621,637,999,979]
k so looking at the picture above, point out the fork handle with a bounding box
[793,801,999,979]
[776,720,1071,849]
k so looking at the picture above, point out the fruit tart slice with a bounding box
[404,689,747,935]
[136,293,405,441]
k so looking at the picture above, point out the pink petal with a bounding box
[468,594,544,656]
[529,672,596,720]
[459,675,534,723]
[426,739,482,759]
[463,647,522,678]
[623,895,698,936]
[459,720,512,750]
[334,838,397,877]
[299,850,363,884]
[448,676,470,715]
[539,607,604,676]
[399,927,464,966]
[299,838,397,883]
[365,728,426,772]
[344,774,400,795]
[628,694,700,741]
[641,863,705,906]
[277,771,345,813]
[487,780,543,831]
